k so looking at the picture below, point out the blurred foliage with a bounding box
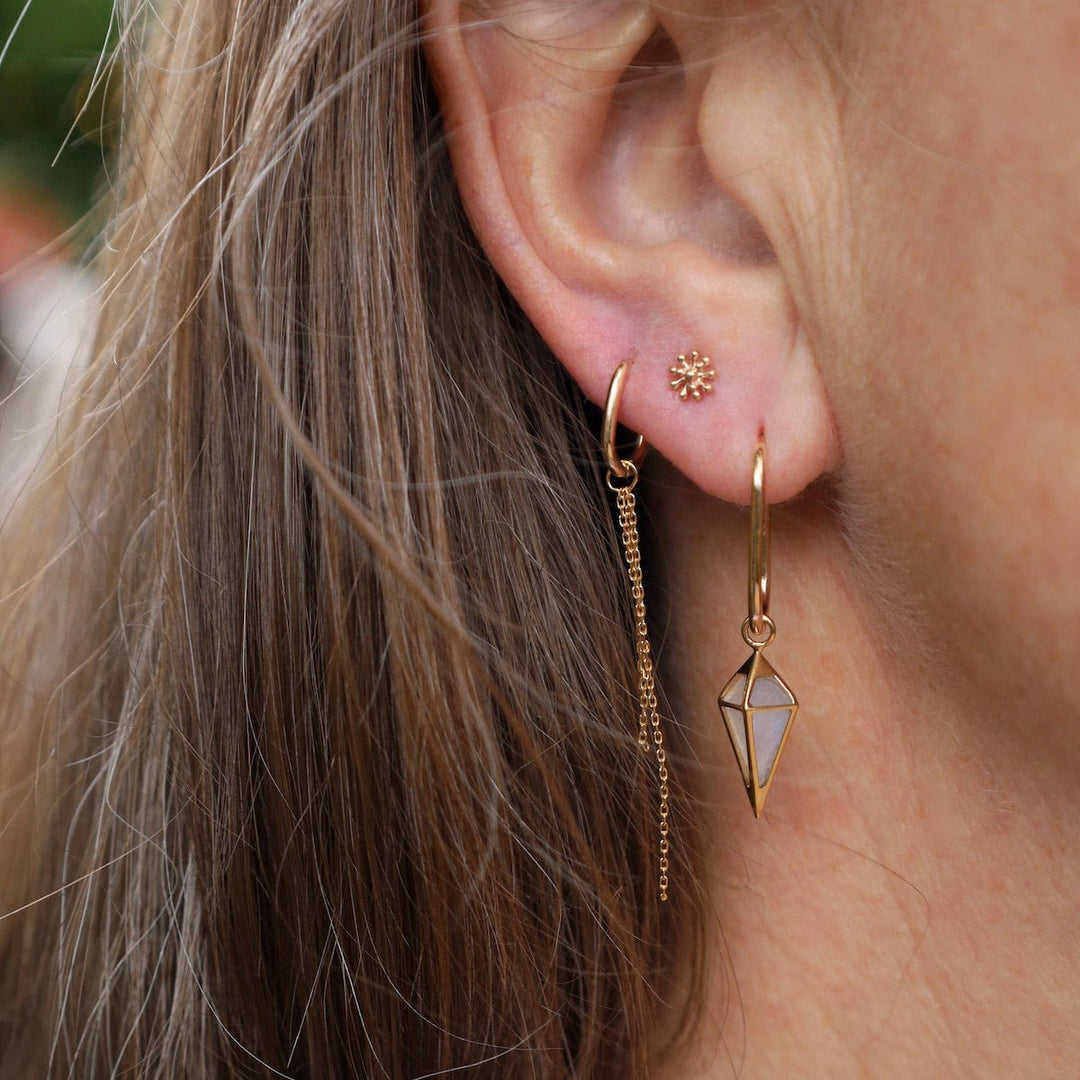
[0,0,117,227]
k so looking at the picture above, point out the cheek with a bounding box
[816,3,1080,715]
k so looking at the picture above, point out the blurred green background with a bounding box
[0,0,115,229]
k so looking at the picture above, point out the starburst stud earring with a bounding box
[669,350,716,401]
[717,441,799,817]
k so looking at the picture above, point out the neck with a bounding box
[648,461,1080,1079]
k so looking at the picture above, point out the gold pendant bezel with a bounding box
[718,647,799,818]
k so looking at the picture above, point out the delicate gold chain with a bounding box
[610,463,670,902]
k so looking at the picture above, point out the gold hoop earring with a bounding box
[603,360,670,901]
[718,442,799,817]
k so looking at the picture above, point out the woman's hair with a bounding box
[0,1,699,1075]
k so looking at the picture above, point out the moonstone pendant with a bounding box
[718,647,798,817]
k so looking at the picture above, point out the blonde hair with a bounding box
[0,1,699,1074]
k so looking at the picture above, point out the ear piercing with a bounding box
[601,357,797,883]
[669,350,716,401]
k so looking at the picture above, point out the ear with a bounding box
[423,0,839,502]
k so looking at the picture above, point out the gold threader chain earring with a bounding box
[718,442,799,817]
[602,360,671,902]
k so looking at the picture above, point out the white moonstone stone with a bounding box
[722,673,747,705]
[722,705,750,784]
[749,675,794,707]
[753,708,792,785]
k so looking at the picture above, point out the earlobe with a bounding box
[424,0,839,504]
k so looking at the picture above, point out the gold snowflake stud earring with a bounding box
[717,441,799,817]
[669,350,716,401]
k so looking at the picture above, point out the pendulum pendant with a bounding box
[718,443,799,817]
[718,628,799,817]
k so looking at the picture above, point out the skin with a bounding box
[659,4,1080,1076]
[428,0,1080,1075]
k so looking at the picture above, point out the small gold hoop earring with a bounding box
[601,361,647,479]
[602,360,670,901]
[717,441,799,817]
